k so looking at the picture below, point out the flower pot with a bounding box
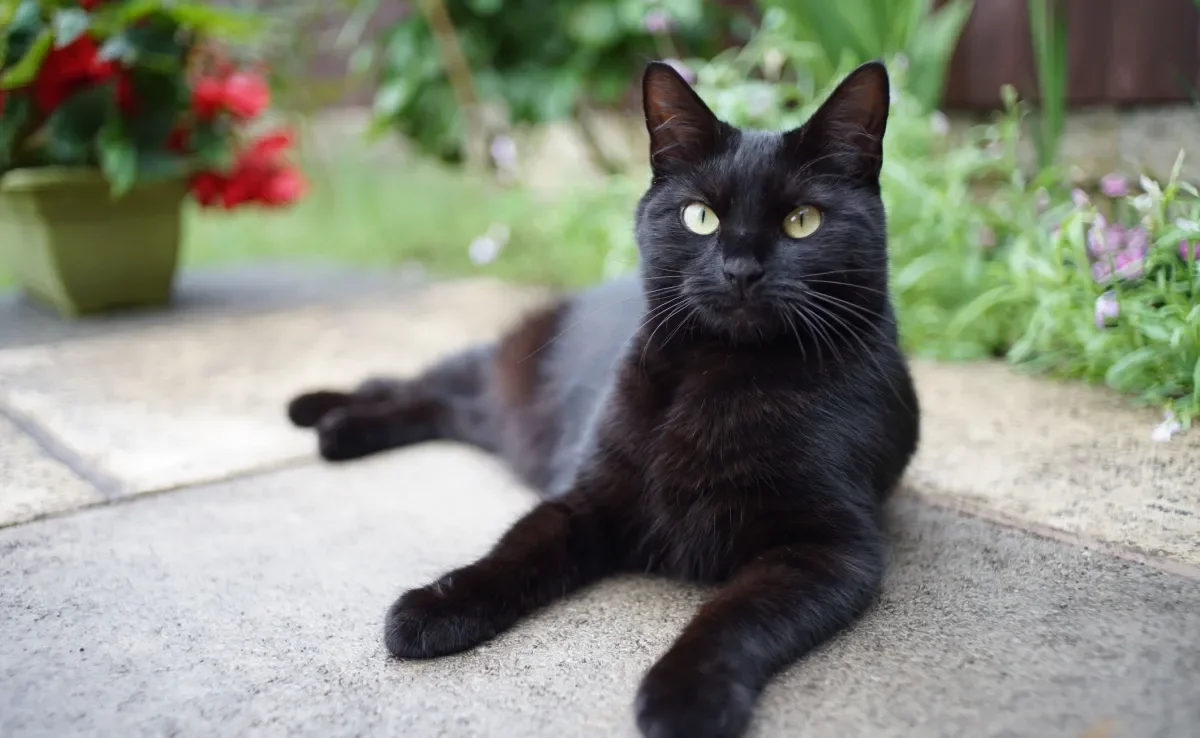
[0,168,188,317]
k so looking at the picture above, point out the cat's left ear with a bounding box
[786,60,890,183]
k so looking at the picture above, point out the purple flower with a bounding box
[1087,222,1124,258]
[1094,291,1119,328]
[1091,261,1113,284]
[663,58,695,84]
[1099,173,1130,198]
[1182,240,1198,261]
[1114,250,1145,280]
[1072,188,1090,208]
[1123,226,1149,258]
[643,9,674,35]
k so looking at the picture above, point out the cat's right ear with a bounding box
[642,62,726,175]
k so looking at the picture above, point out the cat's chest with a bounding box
[644,378,806,484]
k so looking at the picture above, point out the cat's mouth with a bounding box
[691,295,778,337]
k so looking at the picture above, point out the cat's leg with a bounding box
[288,347,496,461]
[384,480,630,659]
[287,345,491,429]
[635,511,885,738]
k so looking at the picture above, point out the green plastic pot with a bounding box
[0,167,188,317]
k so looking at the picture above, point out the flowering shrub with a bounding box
[0,0,305,208]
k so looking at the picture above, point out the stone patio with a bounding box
[2,265,1198,738]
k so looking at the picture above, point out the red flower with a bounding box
[189,171,226,207]
[245,128,294,162]
[191,127,303,210]
[80,0,106,9]
[259,167,307,206]
[221,72,269,120]
[32,35,117,114]
[116,71,136,113]
[221,163,270,208]
[191,77,225,119]
[166,125,190,153]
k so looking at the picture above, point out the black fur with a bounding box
[288,60,919,738]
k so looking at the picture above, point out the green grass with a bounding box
[0,153,613,290]
[185,153,612,287]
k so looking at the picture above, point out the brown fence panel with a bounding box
[943,0,1200,110]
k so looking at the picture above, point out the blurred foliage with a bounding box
[355,0,752,163]
[757,0,973,110]
[1026,0,1068,171]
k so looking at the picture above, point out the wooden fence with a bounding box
[943,0,1200,109]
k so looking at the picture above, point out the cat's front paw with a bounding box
[383,580,499,659]
[287,390,354,428]
[635,660,756,738]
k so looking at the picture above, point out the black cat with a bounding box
[288,60,919,738]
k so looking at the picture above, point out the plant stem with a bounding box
[418,0,491,171]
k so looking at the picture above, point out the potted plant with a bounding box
[0,0,307,317]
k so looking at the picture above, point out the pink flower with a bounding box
[1182,240,1198,261]
[1071,189,1090,208]
[643,9,674,34]
[1099,173,1129,198]
[1094,291,1119,328]
[1092,261,1113,284]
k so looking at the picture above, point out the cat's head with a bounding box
[634,61,892,348]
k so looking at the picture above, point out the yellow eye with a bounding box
[681,203,719,235]
[783,206,822,239]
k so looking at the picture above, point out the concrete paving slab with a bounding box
[2,446,1198,738]
[0,279,550,496]
[0,261,424,351]
[0,415,101,527]
[910,360,1200,569]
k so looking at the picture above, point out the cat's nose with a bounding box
[723,258,764,297]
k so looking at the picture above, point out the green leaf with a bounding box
[159,2,262,39]
[566,4,621,48]
[43,83,112,164]
[190,120,232,170]
[0,29,51,89]
[136,150,188,181]
[98,120,137,197]
[0,93,32,169]
[52,8,91,48]
[1104,347,1159,391]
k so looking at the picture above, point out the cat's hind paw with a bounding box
[287,390,354,428]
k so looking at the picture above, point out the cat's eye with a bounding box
[681,203,719,235]
[783,206,822,239]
